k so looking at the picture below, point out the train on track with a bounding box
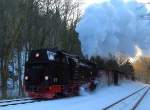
[24,49,98,99]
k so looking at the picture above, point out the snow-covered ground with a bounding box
[0,80,149,110]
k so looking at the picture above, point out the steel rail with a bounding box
[130,87,150,110]
[102,86,147,110]
[0,99,43,107]
[0,98,32,104]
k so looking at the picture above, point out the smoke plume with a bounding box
[76,0,150,58]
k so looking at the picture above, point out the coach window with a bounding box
[68,58,75,65]
[55,54,60,62]
[49,54,55,60]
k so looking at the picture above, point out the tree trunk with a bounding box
[17,51,23,97]
[12,60,15,89]
[1,59,8,99]
[114,72,118,85]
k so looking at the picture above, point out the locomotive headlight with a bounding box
[35,53,40,58]
[45,76,49,80]
[25,76,28,80]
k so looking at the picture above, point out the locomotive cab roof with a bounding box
[26,49,96,70]
[27,49,80,63]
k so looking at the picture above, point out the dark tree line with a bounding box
[134,57,150,83]
[0,0,81,99]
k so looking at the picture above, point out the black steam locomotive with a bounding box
[24,49,97,98]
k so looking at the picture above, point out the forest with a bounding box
[0,0,143,99]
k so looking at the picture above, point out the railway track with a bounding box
[0,98,42,107]
[102,86,150,110]
[0,86,149,108]
[131,87,150,110]
[0,98,32,103]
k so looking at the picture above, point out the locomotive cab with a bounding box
[24,49,72,98]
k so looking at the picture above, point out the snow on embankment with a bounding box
[1,80,146,110]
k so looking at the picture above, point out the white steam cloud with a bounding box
[76,0,150,58]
